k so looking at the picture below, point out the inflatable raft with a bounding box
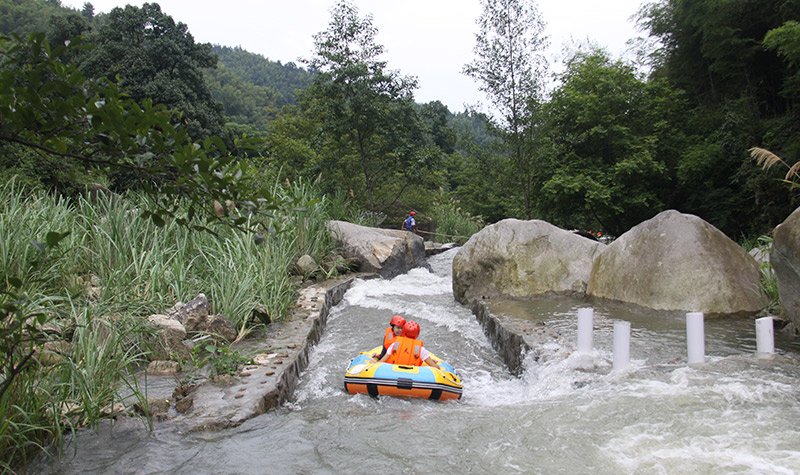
[344,346,462,400]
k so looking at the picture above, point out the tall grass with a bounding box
[0,177,339,470]
[54,306,148,428]
[323,189,382,227]
[428,199,484,245]
[0,179,76,293]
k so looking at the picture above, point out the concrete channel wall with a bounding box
[471,300,531,376]
[470,298,564,376]
[271,276,355,408]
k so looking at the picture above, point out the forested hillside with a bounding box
[205,45,313,133]
[2,0,799,238]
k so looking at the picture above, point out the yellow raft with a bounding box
[344,346,462,400]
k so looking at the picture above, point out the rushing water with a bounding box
[29,248,800,474]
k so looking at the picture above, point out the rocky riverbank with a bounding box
[137,274,376,432]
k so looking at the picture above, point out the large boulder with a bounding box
[771,206,800,328]
[588,210,764,315]
[326,220,428,278]
[452,219,605,304]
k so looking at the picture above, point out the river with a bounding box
[28,248,800,474]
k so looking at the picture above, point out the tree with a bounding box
[635,0,800,236]
[81,1,94,21]
[299,0,431,217]
[0,0,64,36]
[0,32,280,232]
[763,20,800,102]
[463,0,548,219]
[419,100,456,154]
[77,3,227,142]
[637,0,796,115]
[539,49,687,236]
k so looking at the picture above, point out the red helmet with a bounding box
[403,321,420,339]
[410,211,416,215]
[390,315,406,327]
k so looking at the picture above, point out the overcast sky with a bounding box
[62,0,648,112]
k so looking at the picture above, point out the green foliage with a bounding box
[0,32,293,233]
[190,342,251,377]
[206,45,313,133]
[0,205,73,470]
[763,20,800,101]
[740,234,781,316]
[323,189,379,227]
[0,175,339,470]
[633,0,800,237]
[463,0,548,219]
[428,199,484,245]
[204,61,278,132]
[54,309,148,428]
[0,0,66,37]
[76,3,227,141]
[297,0,433,218]
[538,48,685,235]
[638,0,794,112]
[419,101,457,154]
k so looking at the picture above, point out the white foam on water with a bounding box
[338,268,492,347]
[605,420,800,474]
[343,268,452,306]
[296,248,800,473]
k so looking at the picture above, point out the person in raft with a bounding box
[402,211,417,233]
[371,315,406,360]
[377,321,441,371]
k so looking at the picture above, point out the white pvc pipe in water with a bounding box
[577,307,594,352]
[756,316,775,355]
[686,311,705,364]
[613,321,631,371]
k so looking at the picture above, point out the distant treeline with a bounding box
[1,0,798,240]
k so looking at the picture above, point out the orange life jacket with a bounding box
[383,327,398,350]
[387,336,424,366]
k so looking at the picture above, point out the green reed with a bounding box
[0,177,339,470]
[428,199,484,245]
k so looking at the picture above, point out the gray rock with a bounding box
[296,254,317,275]
[588,210,764,315]
[207,314,238,342]
[750,246,770,266]
[170,293,210,334]
[771,206,800,328]
[146,360,181,375]
[36,341,72,365]
[134,397,171,416]
[452,219,604,304]
[425,241,456,256]
[326,220,428,278]
[147,314,189,360]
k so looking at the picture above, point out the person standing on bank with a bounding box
[402,211,417,233]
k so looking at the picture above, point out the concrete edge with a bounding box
[471,299,533,376]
